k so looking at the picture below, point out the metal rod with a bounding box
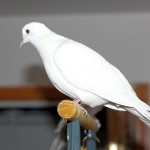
[67,119,80,150]
[86,130,97,150]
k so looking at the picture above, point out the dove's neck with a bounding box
[32,33,66,61]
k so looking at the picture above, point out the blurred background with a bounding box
[0,0,150,149]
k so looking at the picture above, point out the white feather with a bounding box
[54,40,138,107]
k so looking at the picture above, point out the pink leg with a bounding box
[73,99,82,104]
[73,99,87,115]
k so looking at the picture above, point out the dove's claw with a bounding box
[77,105,88,116]
[82,108,88,116]
[73,99,87,116]
[73,99,82,105]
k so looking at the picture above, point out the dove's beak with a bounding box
[20,37,27,48]
[20,34,28,48]
[20,40,25,48]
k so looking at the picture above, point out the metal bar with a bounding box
[86,130,96,150]
[67,119,80,150]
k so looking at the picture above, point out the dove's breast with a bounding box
[44,60,75,98]
[38,39,107,107]
[43,53,107,107]
[41,42,77,99]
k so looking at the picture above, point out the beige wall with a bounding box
[1,1,150,86]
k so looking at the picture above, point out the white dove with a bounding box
[20,22,150,126]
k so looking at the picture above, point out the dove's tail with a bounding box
[135,106,150,127]
[125,99,150,127]
[139,118,150,127]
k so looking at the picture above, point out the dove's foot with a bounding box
[73,99,82,105]
[81,107,88,116]
[73,99,87,116]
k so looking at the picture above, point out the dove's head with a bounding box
[20,22,51,47]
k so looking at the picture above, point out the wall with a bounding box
[1,0,150,86]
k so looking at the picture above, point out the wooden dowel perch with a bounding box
[57,100,100,131]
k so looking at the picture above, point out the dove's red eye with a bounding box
[26,29,30,34]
